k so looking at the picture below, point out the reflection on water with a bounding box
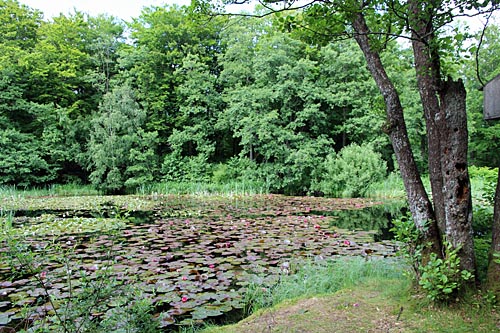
[313,201,407,241]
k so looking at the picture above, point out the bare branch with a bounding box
[476,10,494,87]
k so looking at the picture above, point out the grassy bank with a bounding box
[199,258,499,333]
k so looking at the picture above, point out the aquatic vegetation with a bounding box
[0,194,398,330]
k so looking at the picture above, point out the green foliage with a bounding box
[390,212,425,278]
[138,179,267,196]
[472,206,493,238]
[0,129,56,186]
[365,171,406,198]
[419,241,474,302]
[3,0,499,204]
[466,24,500,168]
[494,252,500,264]
[318,143,387,197]
[0,0,42,49]
[391,214,475,302]
[161,152,211,183]
[212,157,258,184]
[219,24,338,195]
[474,238,491,282]
[86,85,158,194]
[123,5,224,151]
[469,166,498,205]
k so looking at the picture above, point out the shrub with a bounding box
[472,206,493,238]
[212,157,257,184]
[474,238,492,282]
[419,241,474,302]
[391,214,474,302]
[161,153,212,183]
[390,212,424,279]
[319,143,387,197]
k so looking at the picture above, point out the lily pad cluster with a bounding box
[0,194,397,330]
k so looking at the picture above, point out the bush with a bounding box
[391,215,474,302]
[161,153,212,183]
[318,143,387,197]
[474,238,492,283]
[419,241,474,302]
[472,206,493,238]
[212,157,257,184]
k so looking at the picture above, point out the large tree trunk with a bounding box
[351,12,441,258]
[487,167,500,296]
[409,0,476,275]
[410,30,447,236]
[438,79,476,273]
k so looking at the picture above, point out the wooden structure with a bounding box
[484,74,500,120]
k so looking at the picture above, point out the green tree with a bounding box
[0,1,71,186]
[219,20,335,194]
[0,0,42,49]
[0,129,54,186]
[316,40,394,163]
[86,85,157,194]
[85,14,125,95]
[161,53,222,181]
[122,4,224,155]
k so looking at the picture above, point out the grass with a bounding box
[367,171,407,199]
[242,257,406,313]
[0,183,100,198]
[199,257,499,333]
[136,180,269,196]
[0,181,268,199]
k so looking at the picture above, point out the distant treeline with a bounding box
[1,0,499,194]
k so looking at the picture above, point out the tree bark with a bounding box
[487,167,500,296]
[438,79,476,273]
[408,0,476,275]
[351,12,441,257]
[410,30,447,236]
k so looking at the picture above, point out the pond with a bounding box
[0,195,405,331]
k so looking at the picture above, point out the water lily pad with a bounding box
[191,306,223,320]
[0,312,11,325]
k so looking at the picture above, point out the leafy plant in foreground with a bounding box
[390,212,425,279]
[391,214,474,302]
[419,241,474,302]
[494,252,500,264]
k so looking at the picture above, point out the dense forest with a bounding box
[1,0,499,195]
